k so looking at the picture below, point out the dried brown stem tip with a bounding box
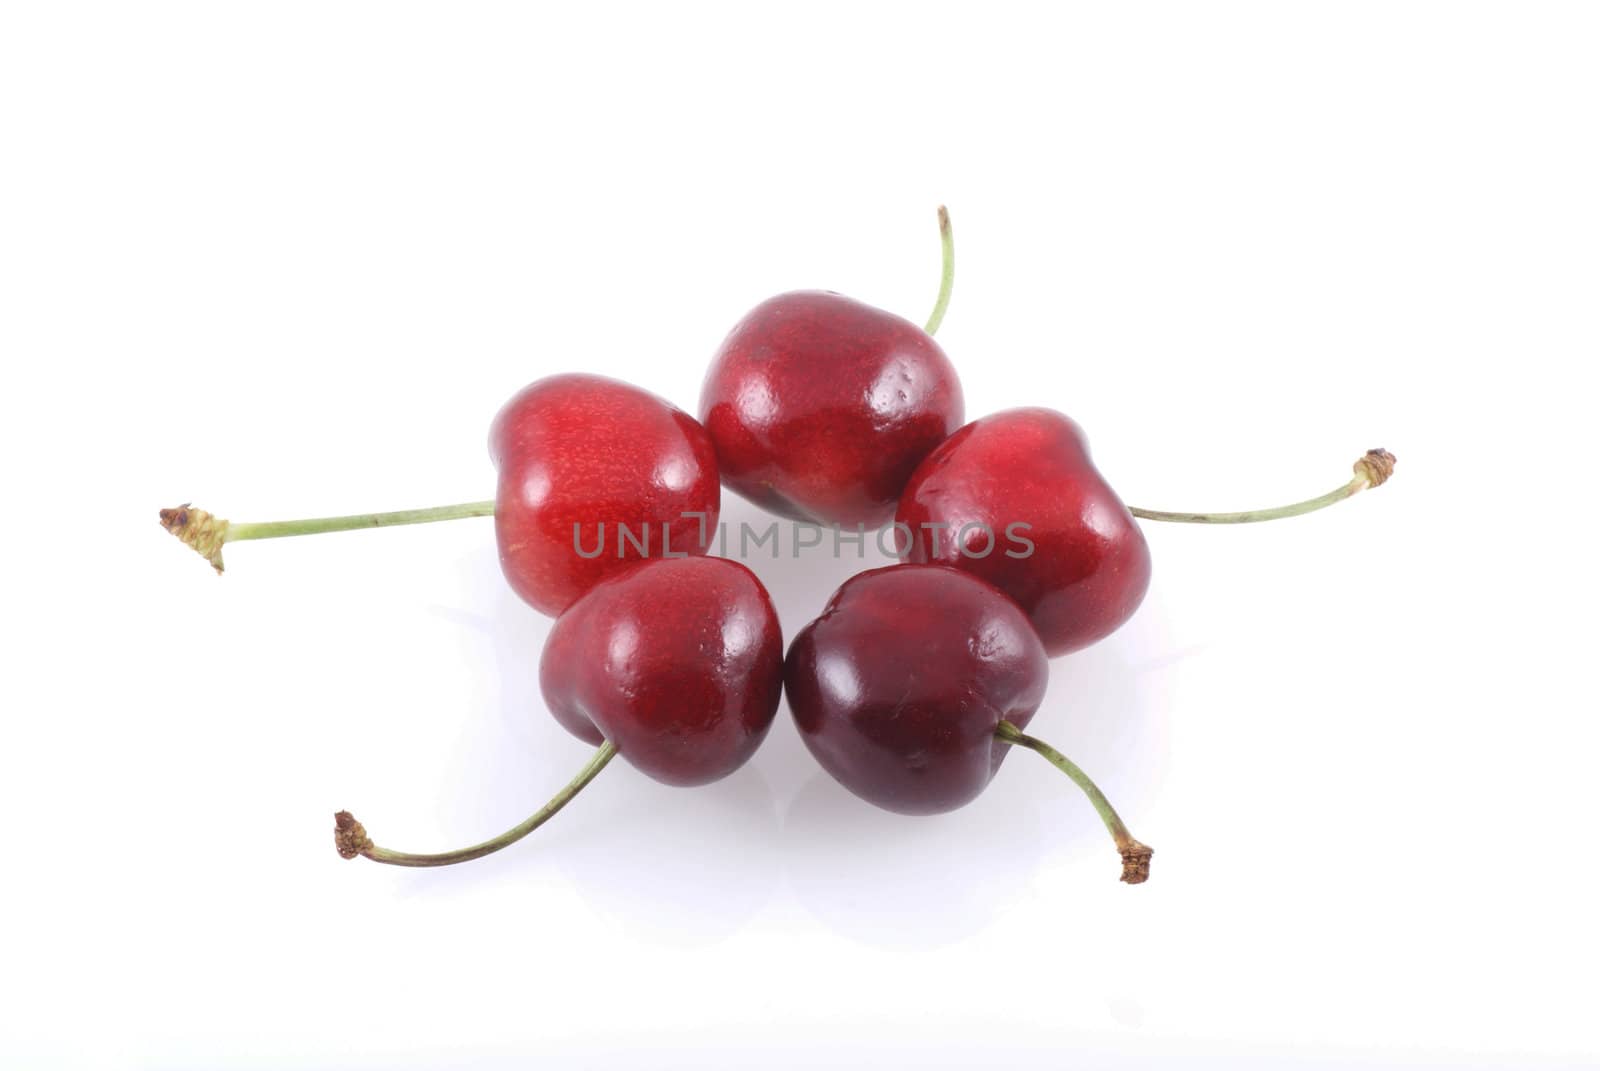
[333,811,373,860]
[1119,841,1153,885]
[159,504,229,573]
[1354,448,1397,488]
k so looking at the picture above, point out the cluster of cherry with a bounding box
[162,209,1393,884]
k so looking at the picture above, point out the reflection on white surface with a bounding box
[781,769,1047,947]
[554,762,782,945]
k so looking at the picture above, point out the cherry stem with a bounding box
[1127,449,1396,525]
[923,205,955,336]
[159,500,495,573]
[994,720,1152,884]
[334,741,617,868]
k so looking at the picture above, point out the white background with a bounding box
[3,3,1598,1067]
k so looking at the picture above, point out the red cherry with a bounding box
[697,209,961,528]
[784,564,1152,882]
[699,290,962,527]
[540,555,784,787]
[896,408,1153,657]
[334,556,785,867]
[490,373,720,616]
[786,564,1047,816]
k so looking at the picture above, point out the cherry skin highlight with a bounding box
[699,291,964,528]
[540,555,784,787]
[896,407,1152,657]
[490,373,720,616]
[785,564,1048,815]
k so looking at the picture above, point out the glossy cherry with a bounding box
[698,211,962,527]
[700,292,962,528]
[896,407,1152,657]
[539,555,784,786]
[787,564,1047,815]
[785,564,1152,882]
[335,555,784,867]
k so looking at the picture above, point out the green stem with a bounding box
[1127,449,1396,525]
[995,720,1152,884]
[229,500,495,541]
[1130,477,1363,525]
[923,205,955,336]
[335,741,617,869]
[159,499,495,573]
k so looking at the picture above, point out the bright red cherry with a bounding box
[784,564,1153,882]
[540,555,784,786]
[490,373,720,616]
[896,407,1152,657]
[699,290,963,527]
[335,555,785,867]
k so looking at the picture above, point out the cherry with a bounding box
[896,408,1152,657]
[160,373,720,618]
[698,208,963,527]
[489,374,719,615]
[784,563,1152,883]
[335,555,784,867]
[539,555,783,786]
[897,407,1398,657]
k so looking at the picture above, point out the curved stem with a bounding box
[335,741,617,868]
[159,499,495,572]
[1127,449,1396,525]
[923,205,955,336]
[995,720,1152,884]
[1130,477,1363,525]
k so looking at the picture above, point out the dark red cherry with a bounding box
[541,555,784,787]
[699,291,963,527]
[785,564,1047,815]
[896,407,1152,657]
[783,563,1153,882]
[490,373,720,616]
